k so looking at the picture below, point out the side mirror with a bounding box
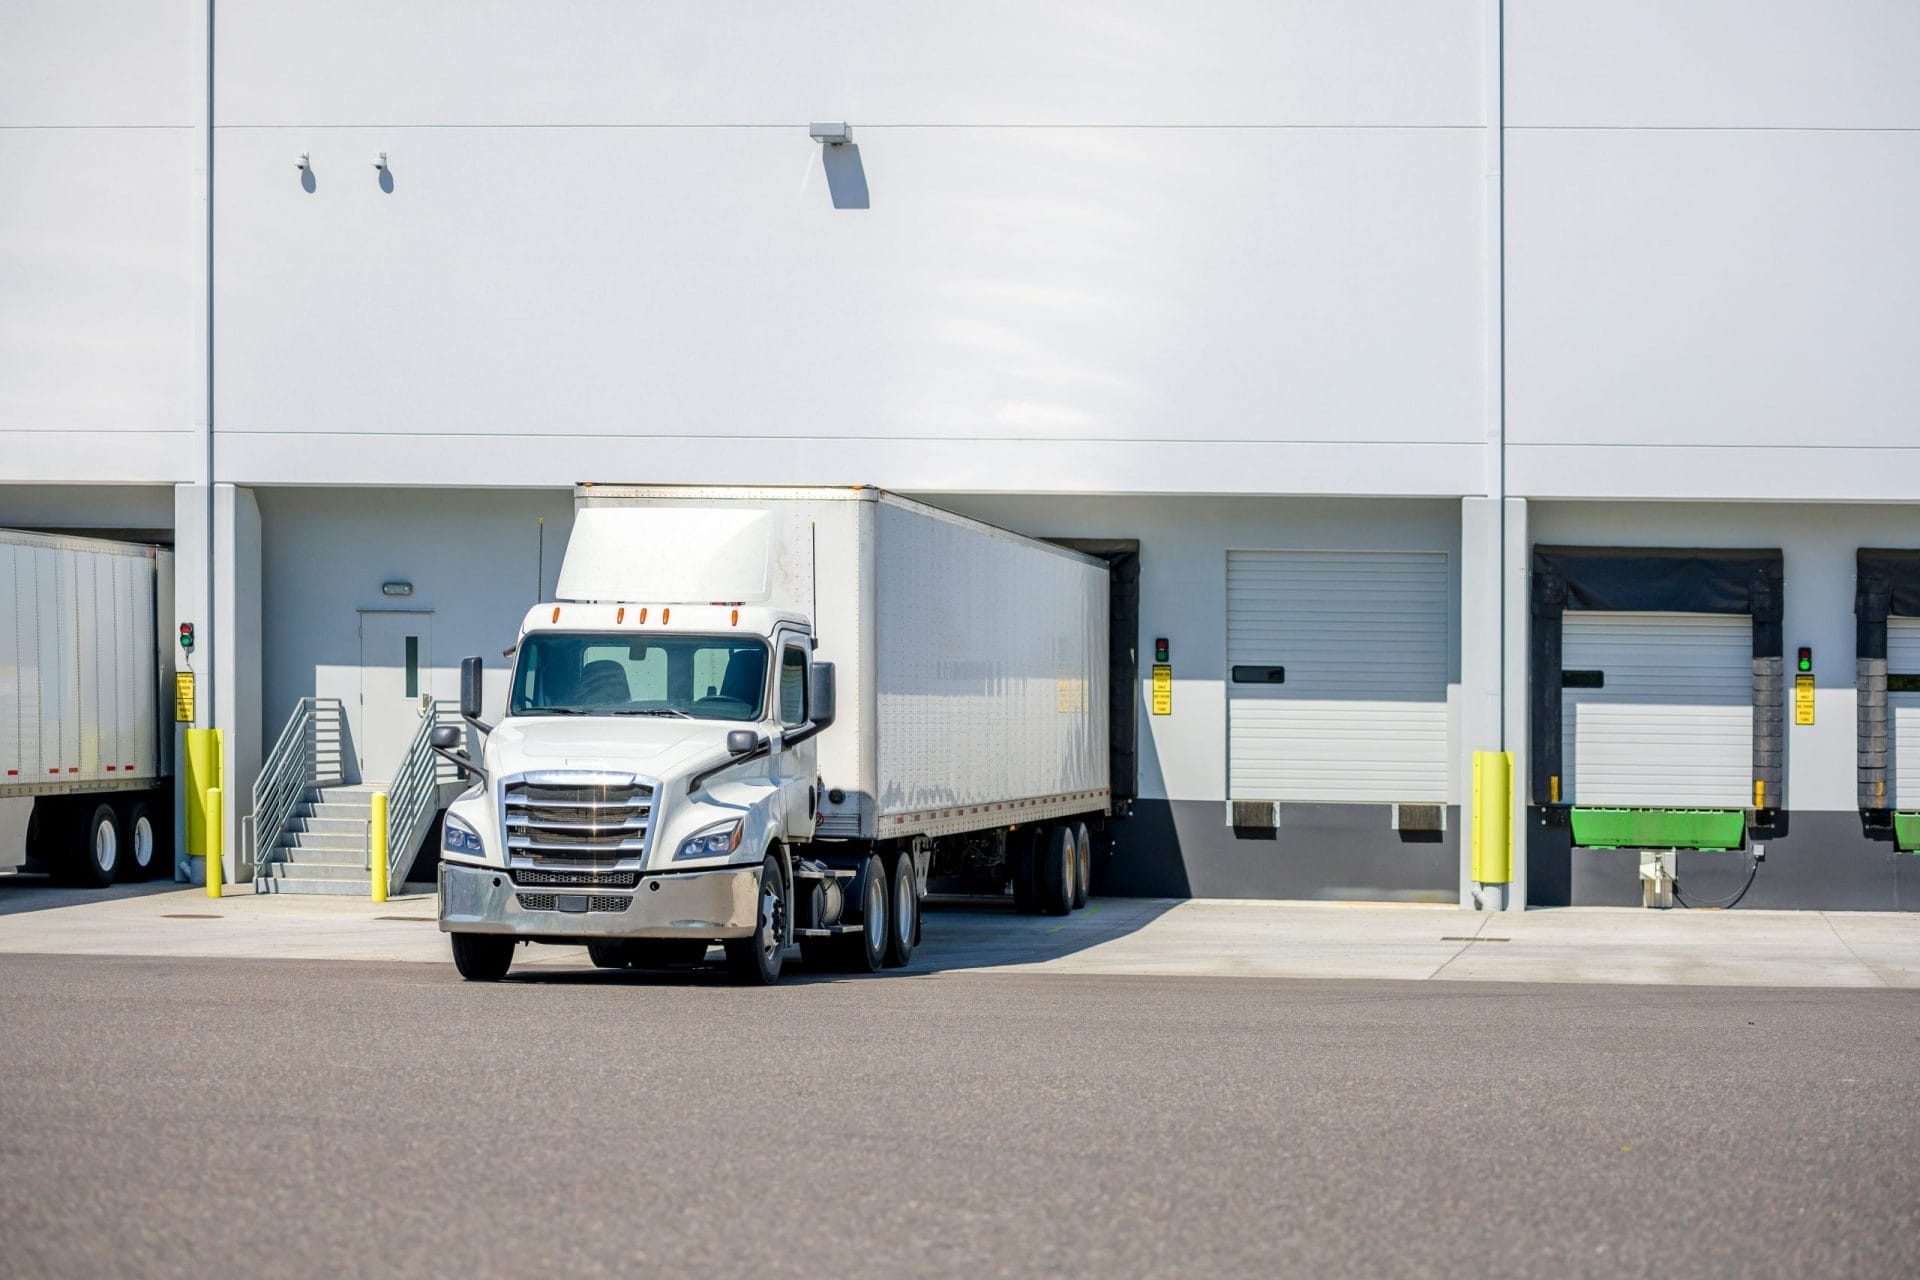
[430,725,462,751]
[726,729,759,756]
[808,662,836,732]
[460,655,484,722]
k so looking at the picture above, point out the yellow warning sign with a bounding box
[1150,664,1172,716]
[175,671,195,723]
[1793,673,1814,726]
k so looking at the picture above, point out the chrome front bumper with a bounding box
[438,861,761,940]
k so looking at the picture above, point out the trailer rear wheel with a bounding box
[1011,828,1040,914]
[884,852,917,968]
[450,933,514,981]
[120,799,159,882]
[1071,822,1091,909]
[63,802,122,888]
[724,854,788,985]
[1038,824,1075,916]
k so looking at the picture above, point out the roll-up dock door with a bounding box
[1892,619,1920,807]
[1561,612,1754,809]
[1226,549,1449,805]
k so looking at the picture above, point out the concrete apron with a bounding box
[1,881,1918,988]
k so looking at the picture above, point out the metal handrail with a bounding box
[384,700,459,892]
[250,697,344,887]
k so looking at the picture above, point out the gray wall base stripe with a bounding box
[1101,800,1459,902]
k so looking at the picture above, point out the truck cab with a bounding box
[435,602,834,984]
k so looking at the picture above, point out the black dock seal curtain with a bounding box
[1855,549,1920,813]
[1530,547,1784,810]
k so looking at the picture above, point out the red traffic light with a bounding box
[178,622,195,652]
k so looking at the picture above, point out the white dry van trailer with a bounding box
[1,529,176,885]
[433,485,1111,983]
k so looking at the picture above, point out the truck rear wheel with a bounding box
[724,854,788,985]
[1038,824,1075,916]
[450,933,515,981]
[1071,822,1091,909]
[884,851,917,968]
[62,802,122,888]
[841,853,889,973]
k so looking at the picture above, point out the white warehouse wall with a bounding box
[1504,1,1920,501]
[208,1,1487,495]
[0,0,205,485]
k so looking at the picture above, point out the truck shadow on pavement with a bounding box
[501,896,1178,986]
[0,873,186,918]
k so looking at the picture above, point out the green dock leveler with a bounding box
[1567,807,1747,852]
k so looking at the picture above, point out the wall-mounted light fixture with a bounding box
[382,580,413,598]
[809,122,852,146]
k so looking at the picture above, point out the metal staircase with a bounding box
[250,697,462,896]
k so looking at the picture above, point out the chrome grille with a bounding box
[504,774,654,863]
[515,892,631,913]
[511,868,640,889]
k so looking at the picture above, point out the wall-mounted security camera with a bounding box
[808,122,852,146]
[373,152,388,171]
[296,152,310,171]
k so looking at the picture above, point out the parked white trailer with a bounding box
[0,529,176,885]
[434,486,1111,983]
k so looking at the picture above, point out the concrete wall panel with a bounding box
[216,1,1483,128]
[1508,1,1920,128]
[212,125,1484,487]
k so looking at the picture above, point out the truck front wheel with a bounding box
[450,933,515,981]
[724,854,788,986]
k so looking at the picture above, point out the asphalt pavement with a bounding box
[1,952,1916,1279]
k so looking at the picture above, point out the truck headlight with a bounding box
[443,813,486,857]
[675,820,742,861]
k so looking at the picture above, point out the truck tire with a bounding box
[724,854,788,985]
[1038,824,1075,916]
[119,799,160,882]
[841,853,889,973]
[450,933,515,981]
[1071,822,1092,909]
[64,802,122,888]
[1011,828,1040,914]
[884,851,917,968]
[587,943,629,969]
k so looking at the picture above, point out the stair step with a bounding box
[285,815,369,834]
[311,786,383,803]
[261,852,368,871]
[299,799,375,817]
[261,861,367,881]
[276,833,366,854]
[255,877,373,896]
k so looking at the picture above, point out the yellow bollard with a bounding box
[370,791,389,903]
[205,786,223,898]
[1471,751,1513,885]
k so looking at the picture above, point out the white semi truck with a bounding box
[1,528,177,886]
[434,486,1112,983]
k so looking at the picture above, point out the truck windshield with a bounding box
[509,633,768,721]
